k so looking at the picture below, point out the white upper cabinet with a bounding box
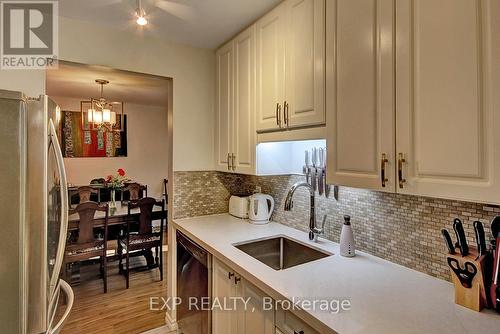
[233,26,256,174]
[256,0,325,132]
[215,27,257,174]
[215,41,233,172]
[326,0,395,192]
[256,4,286,132]
[326,0,500,203]
[396,0,500,203]
[284,0,325,129]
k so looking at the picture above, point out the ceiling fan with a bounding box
[93,0,196,23]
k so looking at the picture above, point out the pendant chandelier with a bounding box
[80,79,124,132]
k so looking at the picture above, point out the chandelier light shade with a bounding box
[80,79,124,132]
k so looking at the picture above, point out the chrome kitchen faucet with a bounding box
[284,182,327,242]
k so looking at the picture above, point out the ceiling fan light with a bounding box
[136,15,148,26]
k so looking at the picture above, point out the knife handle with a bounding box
[473,221,486,257]
[441,229,455,254]
[453,218,469,257]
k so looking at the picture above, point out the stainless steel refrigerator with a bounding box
[0,90,74,334]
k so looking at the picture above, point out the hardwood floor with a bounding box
[59,249,168,334]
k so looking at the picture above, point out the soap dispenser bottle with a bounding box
[340,215,355,257]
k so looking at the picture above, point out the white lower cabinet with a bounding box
[212,258,238,334]
[275,307,320,334]
[212,258,274,334]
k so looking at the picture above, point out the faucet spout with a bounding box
[284,182,323,241]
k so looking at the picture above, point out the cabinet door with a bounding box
[233,26,256,175]
[326,0,395,191]
[237,279,274,334]
[212,259,238,334]
[256,4,286,132]
[284,0,325,128]
[275,307,320,334]
[396,0,500,203]
[215,42,233,172]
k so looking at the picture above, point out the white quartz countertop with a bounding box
[173,214,499,334]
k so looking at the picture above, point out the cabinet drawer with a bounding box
[275,307,320,334]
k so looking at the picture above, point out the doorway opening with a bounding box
[46,60,174,334]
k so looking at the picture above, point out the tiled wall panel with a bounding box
[173,171,499,280]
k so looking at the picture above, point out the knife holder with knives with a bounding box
[442,218,498,312]
[303,147,333,198]
[447,249,488,312]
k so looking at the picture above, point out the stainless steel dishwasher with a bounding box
[176,231,211,334]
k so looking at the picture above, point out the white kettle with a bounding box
[248,193,275,224]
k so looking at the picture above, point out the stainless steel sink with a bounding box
[234,236,332,270]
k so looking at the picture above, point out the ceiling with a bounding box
[46,61,170,106]
[59,0,282,49]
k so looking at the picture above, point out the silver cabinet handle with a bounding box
[228,272,235,279]
[234,276,241,285]
[231,154,236,171]
[227,153,231,171]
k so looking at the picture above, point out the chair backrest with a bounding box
[163,178,168,203]
[69,202,108,244]
[128,197,163,234]
[78,186,98,203]
[90,178,105,185]
[124,182,147,201]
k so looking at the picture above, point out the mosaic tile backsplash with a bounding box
[173,171,499,281]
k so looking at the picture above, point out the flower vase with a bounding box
[110,189,117,208]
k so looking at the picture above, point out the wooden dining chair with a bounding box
[77,186,98,203]
[117,197,164,289]
[64,202,109,293]
[123,182,147,201]
[163,178,168,204]
[90,178,105,185]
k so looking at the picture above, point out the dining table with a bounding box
[66,201,167,285]
[68,201,167,231]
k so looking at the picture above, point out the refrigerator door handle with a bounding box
[47,280,74,334]
[48,119,69,298]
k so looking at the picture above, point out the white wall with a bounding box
[0,16,215,171]
[51,96,168,198]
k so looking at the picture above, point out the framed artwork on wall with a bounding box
[61,110,128,157]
